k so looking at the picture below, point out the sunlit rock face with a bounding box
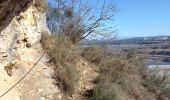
[0,1,59,100]
[0,0,33,32]
[0,0,50,45]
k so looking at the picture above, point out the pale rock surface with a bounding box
[0,0,33,32]
[0,1,60,100]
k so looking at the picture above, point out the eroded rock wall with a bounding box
[0,1,60,100]
[1,1,50,45]
[0,0,33,32]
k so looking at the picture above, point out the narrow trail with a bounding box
[74,59,98,100]
[0,44,61,100]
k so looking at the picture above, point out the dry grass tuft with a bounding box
[81,46,170,100]
[33,0,49,12]
[80,46,104,64]
[81,46,131,100]
[41,33,79,95]
[143,69,170,99]
[41,35,170,99]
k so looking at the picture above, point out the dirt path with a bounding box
[73,59,98,100]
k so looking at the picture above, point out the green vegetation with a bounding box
[143,69,170,99]
[41,34,170,99]
[81,46,170,100]
[40,0,170,100]
[81,46,132,100]
[80,46,104,64]
[41,34,79,95]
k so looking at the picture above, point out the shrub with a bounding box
[81,46,170,100]
[125,49,170,99]
[81,46,132,100]
[33,0,49,12]
[143,69,170,99]
[41,33,79,95]
[90,57,131,100]
[80,46,105,64]
[90,75,121,100]
[56,63,79,95]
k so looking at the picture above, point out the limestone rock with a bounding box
[0,1,59,100]
[0,0,33,32]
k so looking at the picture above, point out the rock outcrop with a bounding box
[0,0,33,32]
[0,1,59,100]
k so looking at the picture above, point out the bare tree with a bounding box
[47,0,116,43]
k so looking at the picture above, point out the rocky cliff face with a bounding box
[0,0,50,45]
[0,1,60,100]
[0,0,33,32]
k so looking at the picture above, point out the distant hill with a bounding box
[82,36,170,45]
[114,36,170,45]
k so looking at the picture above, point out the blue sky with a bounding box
[48,0,170,38]
[113,0,170,38]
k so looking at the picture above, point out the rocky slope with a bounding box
[0,1,60,100]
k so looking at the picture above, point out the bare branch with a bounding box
[48,0,116,43]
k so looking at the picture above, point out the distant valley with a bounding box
[83,36,170,63]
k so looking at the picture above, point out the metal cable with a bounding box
[0,51,45,98]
